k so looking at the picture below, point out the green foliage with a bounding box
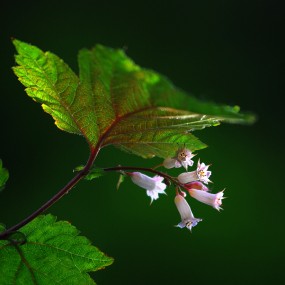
[74,166,105,181]
[0,160,9,191]
[0,215,113,285]
[116,174,125,190]
[13,40,255,158]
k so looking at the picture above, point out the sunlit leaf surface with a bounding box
[13,40,255,158]
[0,215,113,284]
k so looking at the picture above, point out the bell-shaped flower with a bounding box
[188,189,225,211]
[174,194,202,231]
[178,160,212,184]
[130,172,167,203]
[163,147,195,170]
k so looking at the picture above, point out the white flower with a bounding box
[189,189,225,211]
[178,160,212,184]
[130,172,167,203]
[174,194,202,232]
[163,157,181,169]
[163,147,195,170]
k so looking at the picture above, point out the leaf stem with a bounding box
[0,147,99,240]
[12,241,37,284]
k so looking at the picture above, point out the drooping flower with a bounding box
[178,160,212,184]
[188,189,225,211]
[130,172,167,203]
[163,147,195,170]
[174,194,202,231]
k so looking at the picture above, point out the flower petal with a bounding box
[184,181,209,191]
[130,172,167,203]
[163,158,178,169]
[131,172,156,190]
[178,171,198,184]
[189,189,224,211]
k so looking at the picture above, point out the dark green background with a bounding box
[0,1,284,284]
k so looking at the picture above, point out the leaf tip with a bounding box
[12,38,22,50]
[245,112,257,124]
[0,159,9,191]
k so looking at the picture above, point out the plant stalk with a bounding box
[0,147,99,240]
[104,166,181,186]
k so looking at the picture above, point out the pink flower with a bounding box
[130,172,167,203]
[163,147,195,170]
[188,189,225,211]
[178,160,212,184]
[184,181,209,192]
[174,194,202,232]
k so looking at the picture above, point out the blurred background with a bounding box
[0,0,284,284]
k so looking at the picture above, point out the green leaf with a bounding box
[116,174,125,190]
[7,231,27,245]
[0,159,9,191]
[12,40,99,147]
[0,214,113,284]
[13,40,255,158]
[74,165,105,181]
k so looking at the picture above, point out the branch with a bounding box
[103,166,182,187]
[0,147,99,240]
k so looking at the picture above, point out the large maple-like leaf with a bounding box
[0,214,113,284]
[13,40,255,158]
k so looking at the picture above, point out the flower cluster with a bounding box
[126,147,225,233]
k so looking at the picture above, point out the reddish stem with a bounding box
[0,154,186,240]
[0,147,99,240]
[104,166,181,186]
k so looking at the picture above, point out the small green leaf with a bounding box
[0,224,5,232]
[13,40,255,159]
[0,214,113,284]
[74,166,105,181]
[7,231,27,245]
[116,174,125,190]
[0,159,9,191]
